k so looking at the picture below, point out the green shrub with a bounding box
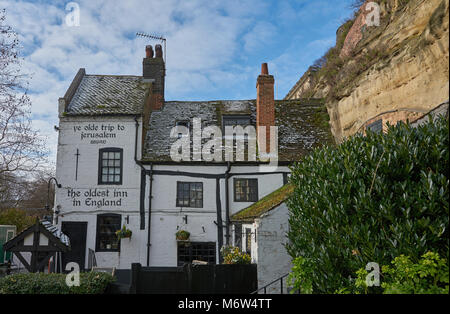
[0,271,115,294]
[287,256,314,294]
[287,116,449,293]
[355,251,449,294]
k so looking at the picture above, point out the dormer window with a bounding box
[176,121,190,139]
[222,115,251,129]
[222,115,252,140]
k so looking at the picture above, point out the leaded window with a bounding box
[176,182,203,208]
[98,148,123,185]
[95,214,121,252]
[234,178,258,202]
[177,242,216,266]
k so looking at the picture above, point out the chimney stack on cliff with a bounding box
[256,62,275,153]
[143,44,165,110]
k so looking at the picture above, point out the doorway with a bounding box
[61,221,87,271]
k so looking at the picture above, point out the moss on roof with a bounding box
[231,183,294,222]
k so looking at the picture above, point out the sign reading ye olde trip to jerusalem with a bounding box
[72,123,127,144]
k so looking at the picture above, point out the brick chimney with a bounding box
[143,44,165,110]
[256,63,275,153]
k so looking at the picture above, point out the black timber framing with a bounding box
[3,220,70,273]
[138,166,290,265]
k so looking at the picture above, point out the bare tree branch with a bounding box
[0,9,48,182]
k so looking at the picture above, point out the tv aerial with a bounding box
[136,32,167,65]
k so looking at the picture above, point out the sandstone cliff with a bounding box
[286,0,449,142]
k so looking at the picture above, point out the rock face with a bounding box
[286,0,449,143]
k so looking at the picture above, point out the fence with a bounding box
[128,263,257,294]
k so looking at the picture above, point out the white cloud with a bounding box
[0,0,354,167]
[243,21,277,53]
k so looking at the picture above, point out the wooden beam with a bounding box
[9,245,63,252]
[37,252,55,271]
[13,252,31,272]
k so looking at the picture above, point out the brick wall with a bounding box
[256,70,275,153]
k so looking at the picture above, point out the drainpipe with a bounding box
[134,116,147,231]
[215,178,224,263]
[134,116,146,170]
[146,163,153,266]
[224,162,232,245]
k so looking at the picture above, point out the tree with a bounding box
[0,208,36,233]
[0,9,47,182]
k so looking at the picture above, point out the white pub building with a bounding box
[53,45,333,282]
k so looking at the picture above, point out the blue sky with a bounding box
[0,0,355,166]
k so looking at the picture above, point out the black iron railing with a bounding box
[251,273,297,294]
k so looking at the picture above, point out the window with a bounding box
[176,182,203,208]
[175,121,190,139]
[98,148,123,185]
[366,119,383,133]
[96,214,121,252]
[222,115,251,128]
[222,115,252,139]
[177,242,216,266]
[234,178,258,202]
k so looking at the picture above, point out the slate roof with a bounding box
[231,183,294,223]
[62,71,334,162]
[65,75,147,116]
[41,220,70,247]
[143,98,334,162]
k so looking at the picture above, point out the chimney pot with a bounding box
[261,63,269,75]
[143,45,165,110]
[155,44,163,58]
[256,62,275,153]
[145,45,154,58]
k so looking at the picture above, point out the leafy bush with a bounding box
[0,271,115,294]
[221,246,251,265]
[287,256,314,294]
[355,252,449,294]
[287,116,449,293]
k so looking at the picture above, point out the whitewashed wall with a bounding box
[54,114,290,269]
[252,203,292,294]
[54,115,144,269]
